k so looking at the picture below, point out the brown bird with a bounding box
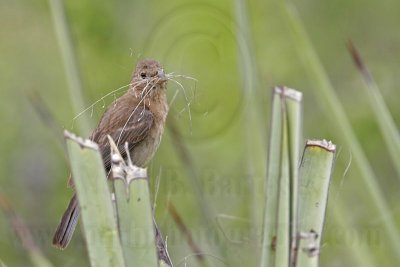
[53,59,169,249]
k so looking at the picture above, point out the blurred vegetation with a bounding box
[0,0,399,266]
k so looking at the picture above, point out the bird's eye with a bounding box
[140,72,146,79]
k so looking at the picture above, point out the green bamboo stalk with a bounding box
[280,1,400,261]
[65,130,125,267]
[275,107,290,267]
[108,137,159,267]
[260,89,283,267]
[276,87,303,267]
[260,87,302,267]
[284,88,303,265]
[48,0,92,136]
[347,42,400,177]
[296,140,336,267]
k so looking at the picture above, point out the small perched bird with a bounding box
[53,59,169,249]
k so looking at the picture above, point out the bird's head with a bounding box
[131,59,167,97]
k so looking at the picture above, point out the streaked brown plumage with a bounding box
[53,59,169,249]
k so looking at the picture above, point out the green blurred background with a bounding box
[1,0,400,266]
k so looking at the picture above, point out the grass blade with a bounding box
[330,200,377,267]
[234,0,266,230]
[0,259,8,267]
[168,202,205,263]
[0,194,54,267]
[65,131,125,267]
[48,0,92,135]
[28,254,54,267]
[166,118,214,224]
[347,41,400,177]
[296,140,336,267]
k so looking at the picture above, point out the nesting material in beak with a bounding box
[157,69,168,82]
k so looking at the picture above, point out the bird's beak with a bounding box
[157,69,168,82]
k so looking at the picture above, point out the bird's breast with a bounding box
[130,93,168,167]
[130,120,164,167]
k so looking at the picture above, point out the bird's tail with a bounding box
[52,194,80,249]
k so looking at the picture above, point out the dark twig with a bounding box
[154,218,173,266]
[168,202,205,262]
[347,40,373,83]
[0,194,39,252]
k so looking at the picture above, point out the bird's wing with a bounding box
[100,107,154,170]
